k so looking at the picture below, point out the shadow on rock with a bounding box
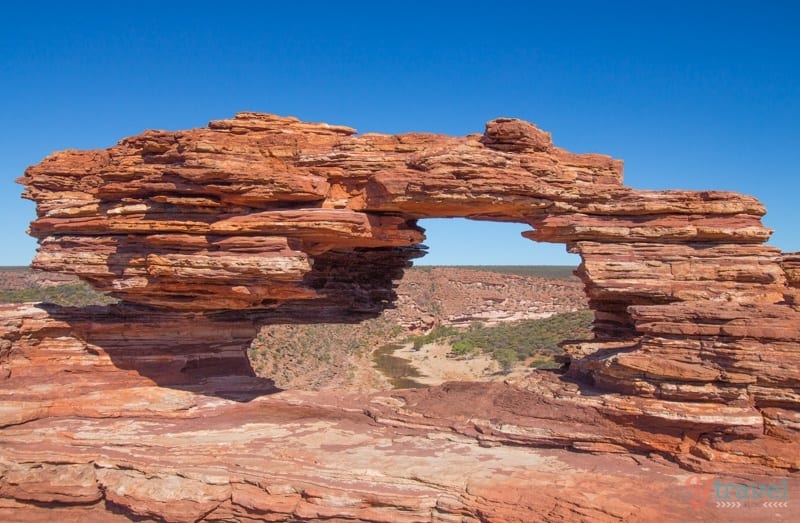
[34,302,283,402]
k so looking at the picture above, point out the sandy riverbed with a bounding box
[392,341,499,385]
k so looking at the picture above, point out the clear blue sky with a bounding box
[2,1,798,266]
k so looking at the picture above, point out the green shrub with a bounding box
[408,324,459,350]
[451,339,476,357]
[529,355,563,369]
[493,348,519,372]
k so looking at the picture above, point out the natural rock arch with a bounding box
[3,113,798,522]
[15,113,800,471]
[21,113,798,392]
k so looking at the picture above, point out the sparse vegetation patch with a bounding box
[407,311,593,371]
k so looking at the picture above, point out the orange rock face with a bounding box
[1,303,797,522]
[4,113,799,521]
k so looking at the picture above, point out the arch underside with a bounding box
[19,112,800,413]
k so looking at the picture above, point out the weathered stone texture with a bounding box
[3,113,798,520]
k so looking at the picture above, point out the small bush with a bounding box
[493,348,519,373]
[409,324,459,350]
[450,339,476,357]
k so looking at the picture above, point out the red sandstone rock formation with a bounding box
[1,303,797,522]
[2,113,798,521]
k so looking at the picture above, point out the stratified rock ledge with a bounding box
[2,113,798,521]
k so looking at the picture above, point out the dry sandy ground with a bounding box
[393,341,499,385]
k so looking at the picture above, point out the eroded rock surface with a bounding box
[1,303,797,522]
[3,113,799,520]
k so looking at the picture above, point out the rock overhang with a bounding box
[1,112,797,517]
[16,113,800,412]
[19,113,773,316]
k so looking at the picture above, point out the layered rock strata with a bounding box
[1,303,797,522]
[3,113,798,520]
[19,113,798,406]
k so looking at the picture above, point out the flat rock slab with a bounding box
[1,389,797,523]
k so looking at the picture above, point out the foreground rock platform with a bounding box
[1,304,797,522]
[4,113,799,520]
